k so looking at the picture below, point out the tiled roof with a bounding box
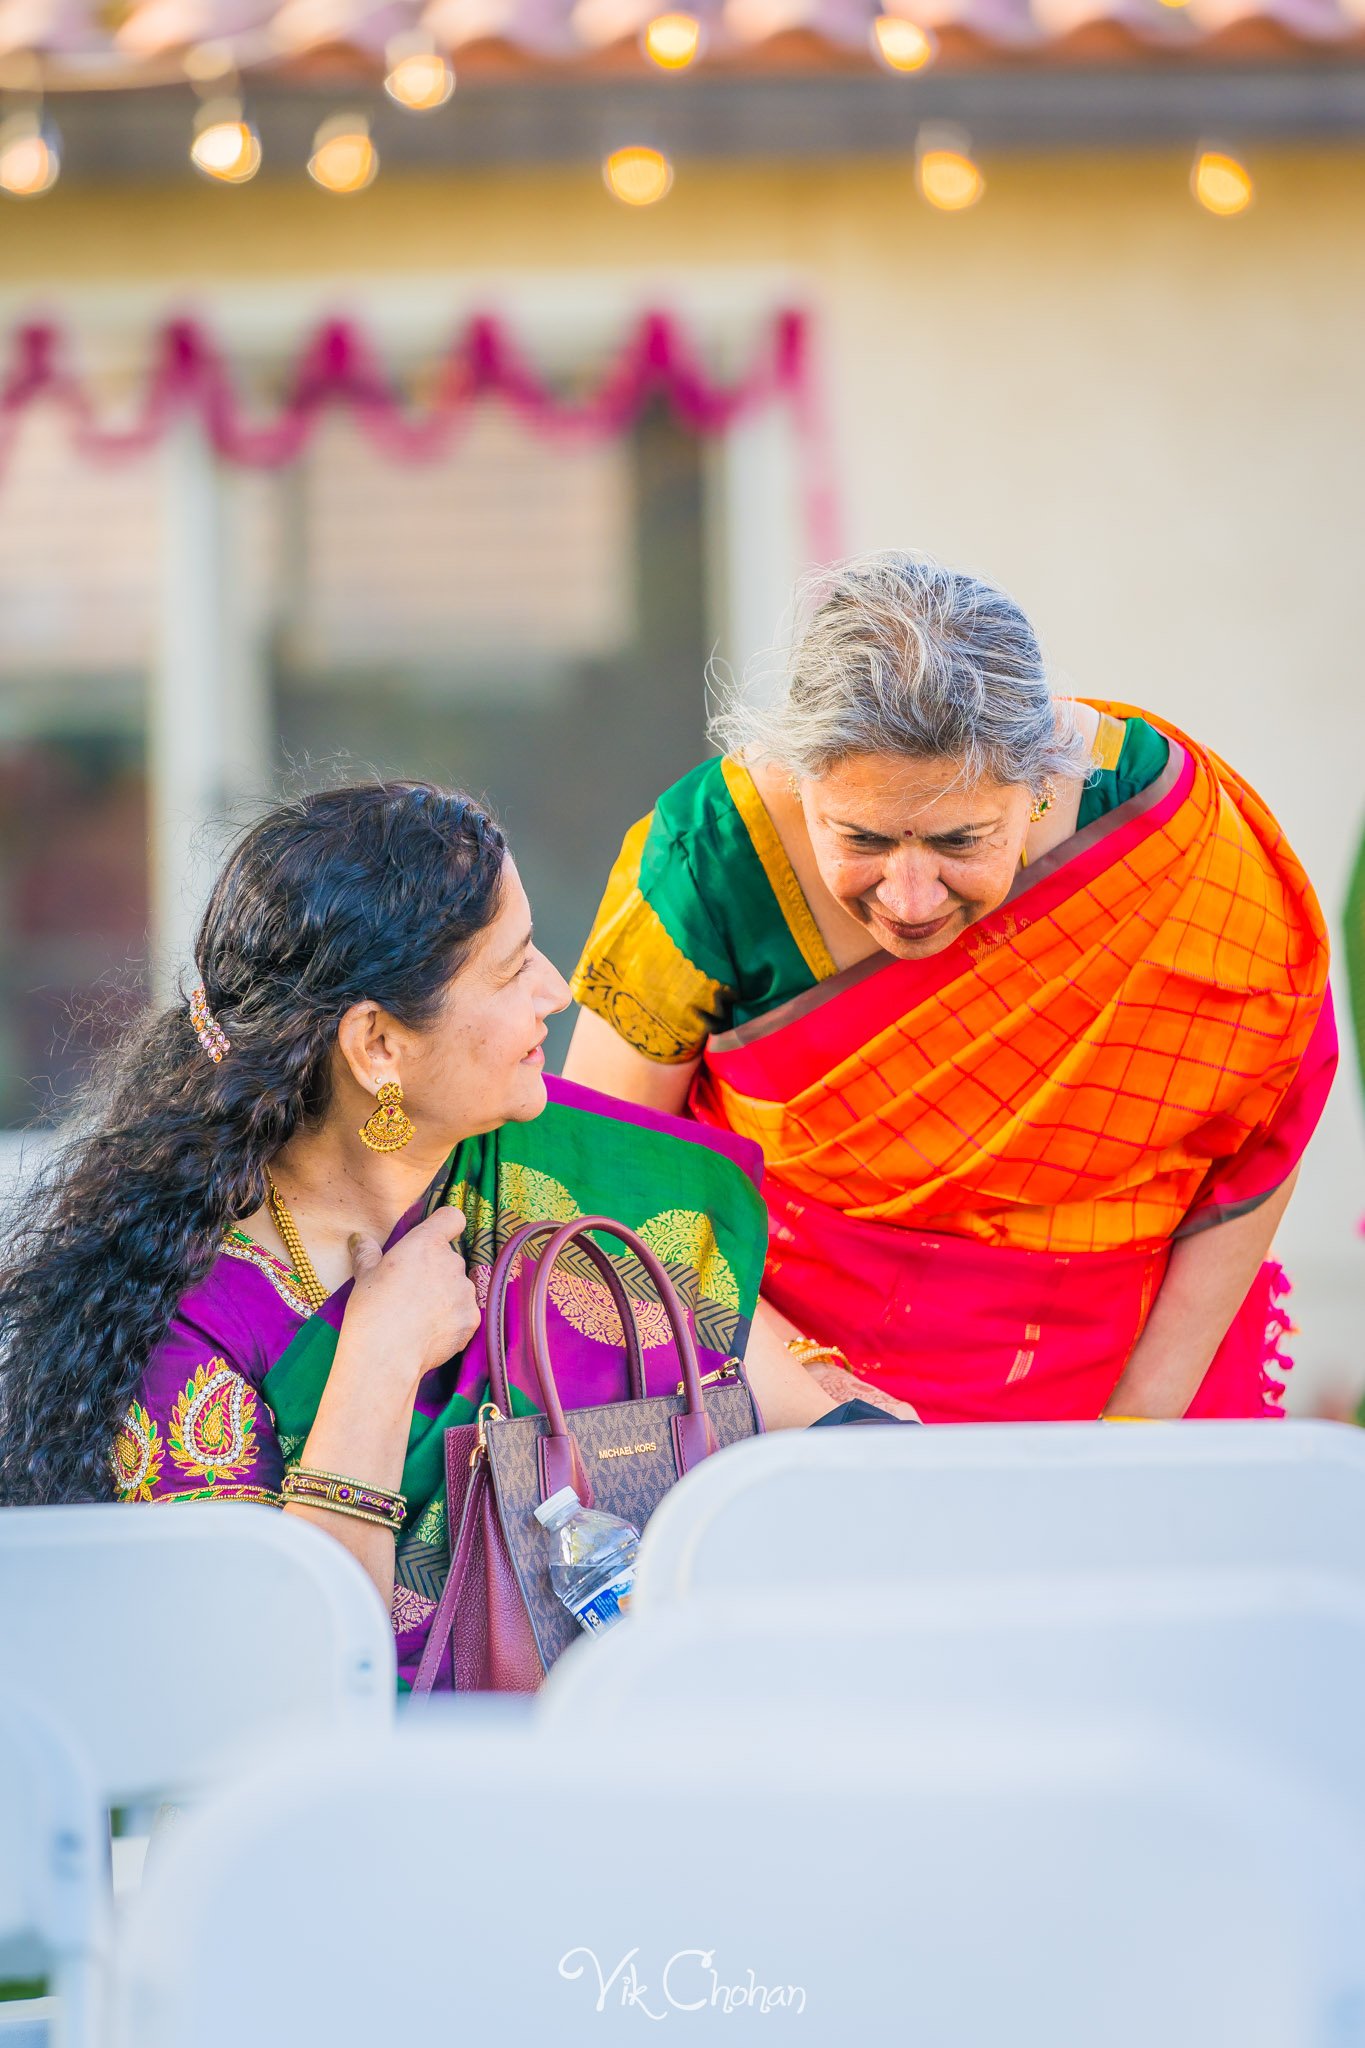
[2,0,1360,85]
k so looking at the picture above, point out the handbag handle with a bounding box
[489,1213,719,1506]
[485,1219,646,1410]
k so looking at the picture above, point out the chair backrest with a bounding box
[115,1712,1365,2048]
[631,1419,1365,1611]
[0,1505,395,1806]
[0,1686,108,2048]
[544,1569,1365,1820]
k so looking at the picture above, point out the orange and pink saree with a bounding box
[685,710,1335,1419]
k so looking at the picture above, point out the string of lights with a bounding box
[0,7,1260,213]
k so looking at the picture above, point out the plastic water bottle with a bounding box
[533,1485,641,1636]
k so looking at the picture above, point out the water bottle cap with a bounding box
[533,1486,582,1529]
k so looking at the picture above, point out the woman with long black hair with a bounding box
[0,781,827,1686]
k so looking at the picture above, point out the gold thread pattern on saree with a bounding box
[444,1176,744,1356]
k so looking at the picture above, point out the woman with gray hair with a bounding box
[566,551,1335,1428]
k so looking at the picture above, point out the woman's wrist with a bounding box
[329,1317,426,1414]
[785,1334,852,1373]
[306,1334,422,1497]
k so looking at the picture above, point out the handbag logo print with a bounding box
[598,1440,659,1459]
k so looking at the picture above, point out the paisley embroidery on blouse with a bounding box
[220,1231,313,1319]
[168,1358,260,1484]
[111,1399,164,1501]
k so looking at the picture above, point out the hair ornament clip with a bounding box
[190,985,232,1064]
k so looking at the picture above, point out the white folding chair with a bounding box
[0,1687,109,2048]
[543,1569,1365,1820]
[114,1712,1365,2048]
[631,1418,1365,1612]
[0,1505,395,1807]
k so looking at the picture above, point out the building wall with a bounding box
[1,144,1360,1401]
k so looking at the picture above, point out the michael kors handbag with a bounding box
[412,1214,765,1693]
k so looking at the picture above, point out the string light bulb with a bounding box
[642,11,702,65]
[871,14,935,70]
[190,99,261,183]
[183,39,238,82]
[0,110,60,198]
[1192,148,1253,217]
[603,144,673,206]
[916,126,984,211]
[308,113,378,194]
[384,37,455,109]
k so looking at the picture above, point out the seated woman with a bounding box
[565,551,1337,1427]
[0,782,789,1688]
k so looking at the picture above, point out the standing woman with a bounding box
[0,783,773,1686]
[566,552,1337,1427]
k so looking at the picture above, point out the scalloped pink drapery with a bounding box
[0,306,841,559]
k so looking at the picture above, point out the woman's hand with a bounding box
[743,1297,922,1426]
[288,1207,481,1615]
[340,1206,481,1399]
[809,1360,920,1421]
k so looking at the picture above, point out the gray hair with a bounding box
[709,550,1092,792]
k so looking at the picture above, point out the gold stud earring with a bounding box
[359,1080,415,1153]
[1029,778,1057,824]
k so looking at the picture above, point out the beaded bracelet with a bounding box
[281,1466,408,1532]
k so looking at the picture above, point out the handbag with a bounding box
[412,1213,765,1693]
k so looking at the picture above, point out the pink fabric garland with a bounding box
[0,306,841,560]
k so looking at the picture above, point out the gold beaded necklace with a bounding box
[264,1169,329,1312]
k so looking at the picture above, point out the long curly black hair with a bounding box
[0,780,506,1505]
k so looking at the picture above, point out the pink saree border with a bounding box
[703,740,1194,1104]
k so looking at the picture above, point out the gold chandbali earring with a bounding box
[1029,778,1057,824]
[358,1080,416,1153]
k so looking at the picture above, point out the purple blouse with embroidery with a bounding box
[110,1231,319,1505]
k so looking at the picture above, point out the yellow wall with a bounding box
[2,145,1362,1389]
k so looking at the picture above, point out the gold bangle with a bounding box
[284,1496,404,1532]
[288,1464,405,1491]
[1100,1415,1161,1424]
[786,1335,853,1372]
[287,1464,407,1506]
[281,1466,407,1529]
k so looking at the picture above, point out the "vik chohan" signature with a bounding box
[559,1946,808,2019]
